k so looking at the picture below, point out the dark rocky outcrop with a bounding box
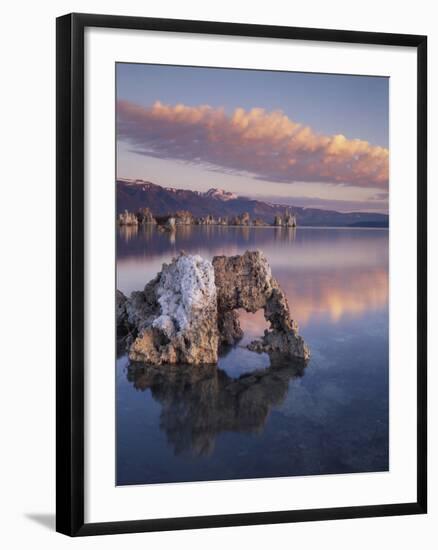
[174,210,194,225]
[274,210,296,227]
[157,216,176,233]
[117,210,138,226]
[137,207,156,225]
[119,254,219,365]
[213,251,309,359]
[117,250,309,365]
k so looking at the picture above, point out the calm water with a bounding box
[116,225,389,485]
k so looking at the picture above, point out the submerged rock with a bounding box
[117,250,309,365]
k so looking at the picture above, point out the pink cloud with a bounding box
[117,100,389,189]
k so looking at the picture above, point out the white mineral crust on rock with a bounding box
[129,254,219,365]
[153,255,216,337]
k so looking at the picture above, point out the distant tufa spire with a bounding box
[274,210,297,227]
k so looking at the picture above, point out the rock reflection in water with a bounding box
[126,358,306,457]
[118,224,138,242]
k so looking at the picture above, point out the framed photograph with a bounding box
[56,13,427,536]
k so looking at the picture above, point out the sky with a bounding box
[116,63,389,213]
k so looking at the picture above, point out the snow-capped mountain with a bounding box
[116,179,388,227]
[204,188,238,201]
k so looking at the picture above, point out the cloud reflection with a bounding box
[117,226,388,327]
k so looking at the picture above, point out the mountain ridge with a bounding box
[116,179,389,227]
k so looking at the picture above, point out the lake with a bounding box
[116,225,389,485]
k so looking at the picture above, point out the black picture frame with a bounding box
[56,12,427,537]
